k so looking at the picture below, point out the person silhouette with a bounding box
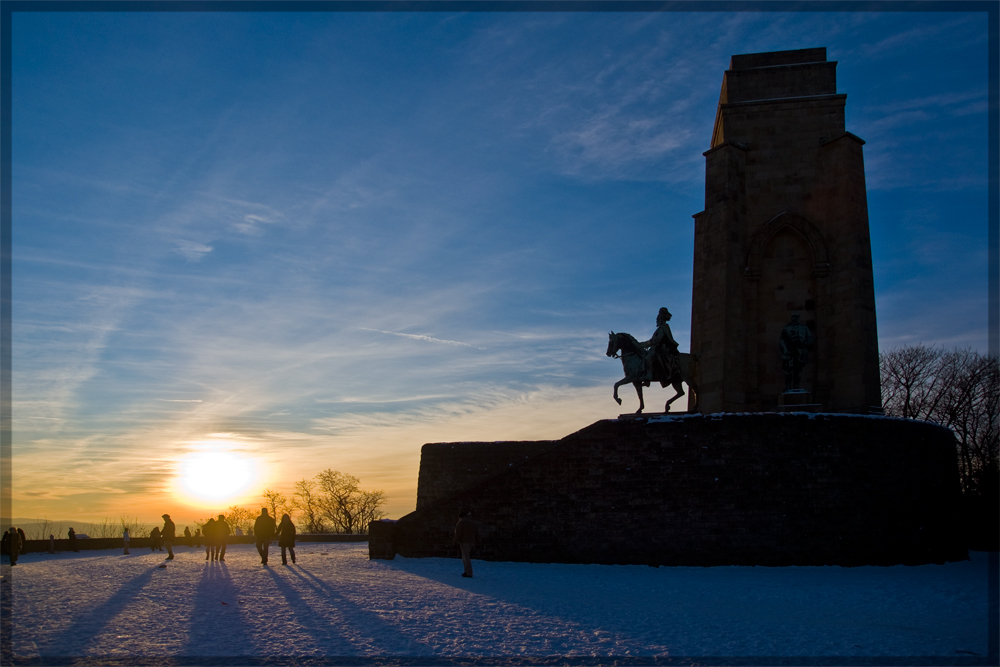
[277,513,296,565]
[160,514,175,560]
[203,517,217,561]
[453,511,480,578]
[215,514,231,562]
[5,527,20,566]
[253,508,277,565]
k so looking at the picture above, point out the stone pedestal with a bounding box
[777,390,822,412]
[377,415,967,567]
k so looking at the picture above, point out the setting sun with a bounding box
[176,451,259,503]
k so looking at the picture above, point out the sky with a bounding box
[7,6,994,527]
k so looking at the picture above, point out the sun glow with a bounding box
[175,449,260,503]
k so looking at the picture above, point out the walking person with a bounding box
[453,510,479,578]
[214,514,231,562]
[5,527,20,566]
[122,527,130,555]
[277,513,296,565]
[16,527,26,556]
[203,517,217,561]
[253,508,276,565]
[161,514,175,560]
[68,527,79,552]
[149,526,161,552]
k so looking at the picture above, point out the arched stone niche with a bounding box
[744,212,830,408]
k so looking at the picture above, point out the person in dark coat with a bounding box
[453,511,479,578]
[6,528,20,566]
[253,508,277,565]
[276,513,296,565]
[202,518,217,561]
[16,527,26,555]
[122,527,131,555]
[149,526,161,552]
[214,514,231,562]
[160,514,175,560]
[68,527,79,552]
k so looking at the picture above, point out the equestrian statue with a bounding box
[606,307,698,414]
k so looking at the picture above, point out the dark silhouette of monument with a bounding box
[369,49,966,568]
[690,48,881,415]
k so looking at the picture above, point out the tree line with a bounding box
[880,345,998,496]
[199,469,387,535]
[880,345,998,550]
[23,514,149,541]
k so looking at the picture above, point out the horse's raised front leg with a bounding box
[613,377,631,406]
[633,381,645,414]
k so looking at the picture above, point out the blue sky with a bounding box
[9,8,993,524]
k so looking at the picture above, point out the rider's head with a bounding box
[657,307,672,325]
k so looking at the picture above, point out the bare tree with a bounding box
[262,489,293,520]
[356,489,388,529]
[314,469,387,534]
[293,478,325,533]
[119,515,148,538]
[881,346,999,495]
[27,517,55,541]
[223,506,255,534]
[87,517,120,539]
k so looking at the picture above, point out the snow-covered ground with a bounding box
[1,542,993,662]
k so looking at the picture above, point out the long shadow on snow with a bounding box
[382,557,672,650]
[182,560,254,656]
[286,566,437,656]
[257,565,366,655]
[40,564,161,655]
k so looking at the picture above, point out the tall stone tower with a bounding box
[690,48,881,414]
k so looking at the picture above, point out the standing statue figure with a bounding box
[779,313,813,391]
[639,307,682,383]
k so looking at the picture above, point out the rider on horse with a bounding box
[639,307,681,386]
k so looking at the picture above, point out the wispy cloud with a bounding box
[857,15,986,59]
[174,239,213,260]
[358,328,485,350]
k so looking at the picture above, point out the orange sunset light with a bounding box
[172,444,263,506]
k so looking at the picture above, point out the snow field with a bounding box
[2,542,991,660]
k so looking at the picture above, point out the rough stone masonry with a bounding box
[690,47,881,415]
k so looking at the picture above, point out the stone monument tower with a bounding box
[690,48,882,414]
[371,48,964,569]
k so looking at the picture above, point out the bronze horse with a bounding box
[606,331,698,414]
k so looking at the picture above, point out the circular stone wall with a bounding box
[389,413,967,566]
